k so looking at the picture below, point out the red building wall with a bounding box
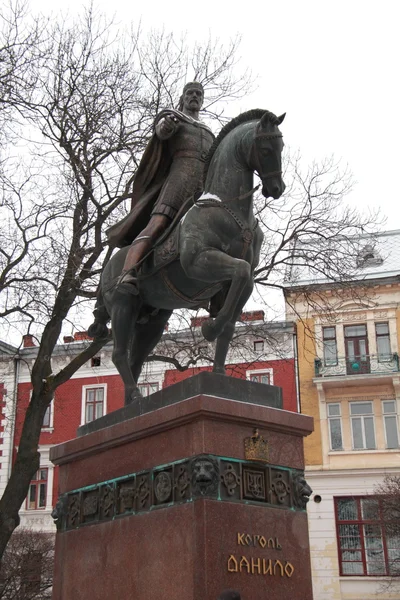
[14,376,125,448]
[163,359,297,412]
[0,383,4,467]
[14,376,126,507]
[14,359,297,451]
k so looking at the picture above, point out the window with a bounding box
[85,387,104,423]
[323,327,338,366]
[38,397,53,430]
[356,244,383,267]
[376,323,391,362]
[253,340,264,353]
[335,496,400,576]
[247,369,273,385]
[344,325,370,374]
[26,469,48,510]
[327,403,343,450]
[138,382,159,397]
[382,400,399,449]
[42,403,51,428]
[350,402,376,449]
[91,356,101,367]
[249,372,270,385]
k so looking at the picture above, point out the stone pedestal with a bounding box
[50,373,314,600]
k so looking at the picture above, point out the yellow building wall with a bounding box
[296,318,322,466]
[288,279,400,600]
[396,306,400,355]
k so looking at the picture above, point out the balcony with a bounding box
[314,353,399,378]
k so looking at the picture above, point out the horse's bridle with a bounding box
[250,132,283,180]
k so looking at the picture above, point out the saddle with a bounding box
[152,224,181,270]
[138,193,197,278]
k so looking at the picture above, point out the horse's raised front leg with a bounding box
[213,280,254,374]
[182,249,252,342]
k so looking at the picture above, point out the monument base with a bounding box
[50,373,314,600]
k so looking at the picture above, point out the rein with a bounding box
[194,185,260,257]
[250,132,283,180]
[194,185,259,226]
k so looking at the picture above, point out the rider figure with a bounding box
[110,81,214,295]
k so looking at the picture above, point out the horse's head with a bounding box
[251,111,285,199]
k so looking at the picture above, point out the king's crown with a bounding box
[244,429,269,463]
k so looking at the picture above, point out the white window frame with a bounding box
[26,468,48,510]
[30,390,54,432]
[80,384,107,426]
[350,401,376,450]
[327,402,343,450]
[253,340,265,353]
[246,368,274,386]
[375,322,391,362]
[138,381,159,397]
[138,370,164,396]
[41,398,54,431]
[382,399,399,449]
[322,326,338,366]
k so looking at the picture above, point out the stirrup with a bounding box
[115,270,139,296]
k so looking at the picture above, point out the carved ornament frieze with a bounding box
[53,456,311,532]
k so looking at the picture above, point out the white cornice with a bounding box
[305,467,400,478]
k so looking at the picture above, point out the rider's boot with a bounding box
[87,292,110,339]
[116,236,152,295]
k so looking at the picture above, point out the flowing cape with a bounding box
[107,109,212,248]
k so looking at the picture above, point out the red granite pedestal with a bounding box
[50,374,314,600]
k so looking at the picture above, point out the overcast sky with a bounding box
[2,0,395,337]
[30,0,400,229]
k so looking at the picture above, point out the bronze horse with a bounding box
[88,109,285,404]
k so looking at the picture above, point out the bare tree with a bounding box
[373,475,400,588]
[0,3,253,557]
[0,0,47,144]
[251,151,384,328]
[0,161,63,332]
[144,309,293,374]
[0,528,53,599]
[255,151,381,286]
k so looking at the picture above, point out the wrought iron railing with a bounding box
[314,353,400,377]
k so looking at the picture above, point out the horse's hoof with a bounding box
[87,321,109,340]
[213,367,226,375]
[201,319,219,342]
[125,388,143,406]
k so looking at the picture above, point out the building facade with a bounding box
[284,230,400,600]
[0,313,297,534]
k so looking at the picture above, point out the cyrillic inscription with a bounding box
[237,532,282,549]
[227,555,294,578]
[228,532,294,578]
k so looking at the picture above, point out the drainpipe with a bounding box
[7,355,20,481]
[293,325,301,413]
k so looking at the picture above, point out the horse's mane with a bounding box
[204,109,277,177]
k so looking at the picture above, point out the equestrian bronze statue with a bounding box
[88,108,285,405]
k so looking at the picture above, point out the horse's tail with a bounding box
[88,288,110,340]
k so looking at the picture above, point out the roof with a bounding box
[0,340,19,357]
[283,229,400,289]
[0,320,296,359]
